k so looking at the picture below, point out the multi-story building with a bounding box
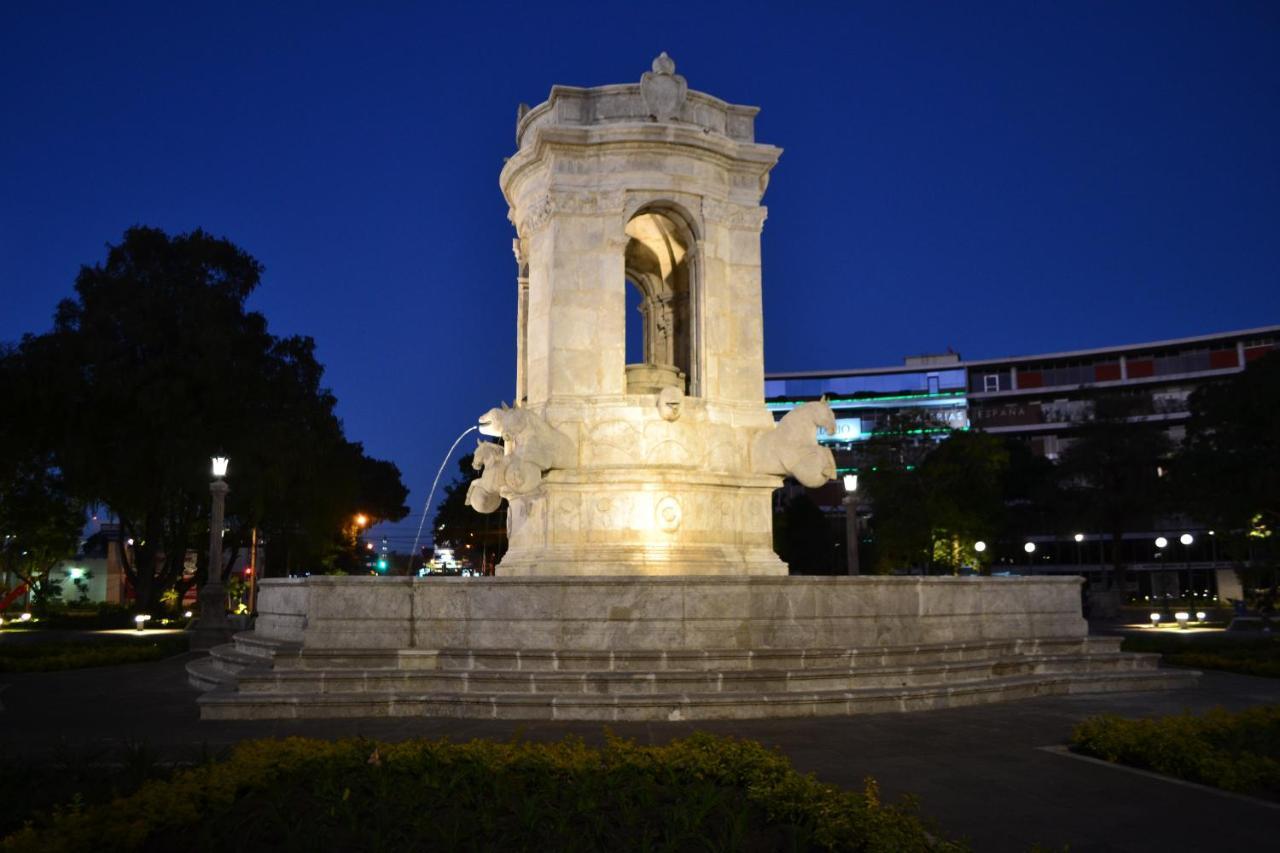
[764,325,1279,599]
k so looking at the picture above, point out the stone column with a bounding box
[514,239,529,406]
[193,478,231,650]
[843,494,861,575]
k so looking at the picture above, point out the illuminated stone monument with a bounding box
[467,52,833,576]
[191,57,1196,721]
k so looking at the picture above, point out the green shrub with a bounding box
[1,733,964,853]
[1070,705,1280,797]
[0,636,188,672]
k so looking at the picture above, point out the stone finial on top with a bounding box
[640,51,687,122]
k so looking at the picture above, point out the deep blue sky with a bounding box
[3,2,1278,548]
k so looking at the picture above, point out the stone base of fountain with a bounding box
[189,576,1196,721]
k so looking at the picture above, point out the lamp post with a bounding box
[1023,541,1036,574]
[193,456,232,650]
[842,474,860,576]
[1179,533,1194,603]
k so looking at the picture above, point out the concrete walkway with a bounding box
[2,653,1277,852]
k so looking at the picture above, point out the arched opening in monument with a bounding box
[623,208,696,395]
[625,277,645,366]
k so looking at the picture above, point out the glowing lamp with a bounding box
[134,613,151,632]
[211,456,229,478]
[843,474,858,493]
[1024,542,1036,554]
[1175,611,1189,629]
[974,541,987,553]
[1149,613,1161,626]
[1179,533,1194,546]
[1155,536,1168,548]
[1073,533,1084,543]
[1195,611,1206,621]
[19,612,32,623]
[355,513,369,528]
[183,610,193,618]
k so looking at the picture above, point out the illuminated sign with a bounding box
[819,418,862,443]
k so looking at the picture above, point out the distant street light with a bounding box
[194,455,232,650]
[974,541,987,553]
[1023,542,1036,554]
[1155,536,1168,549]
[1179,533,1194,546]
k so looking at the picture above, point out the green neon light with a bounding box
[766,391,966,408]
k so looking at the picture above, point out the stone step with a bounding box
[232,632,301,661]
[186,655,234,691]
[233,651,1160,696]
[263,637,1124,674]
[199,668,1200,722]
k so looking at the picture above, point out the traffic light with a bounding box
[377,558,388,571]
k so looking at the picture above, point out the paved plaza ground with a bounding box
[2,643,1277,852]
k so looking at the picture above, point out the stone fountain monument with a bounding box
[467,51,833,577]
[190,56,1195,720]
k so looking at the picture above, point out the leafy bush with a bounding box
[0,635,188,672]
[1,733,963,852]
[1070,705,1280,798]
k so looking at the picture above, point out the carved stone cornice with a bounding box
[702,198,768,231]
[518,189,629,235]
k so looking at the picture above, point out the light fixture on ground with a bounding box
[1175,611,1189,629]
[1195,611,1206,622]
[193,455,232,650]
[134,613,151,632]
[842,474,860,576]
[1150,612,1161,627]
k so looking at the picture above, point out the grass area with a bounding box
[0,634,188,672]
[0,733,964,853]
[1070,705,1280,801]
[1120,632,1280,678]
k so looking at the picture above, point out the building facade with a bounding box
[765,325,1279,598]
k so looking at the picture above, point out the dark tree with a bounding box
[1058,396,1173,590]
[12,227,409,608]
[774,492,837,574]
[0,345,86,612]
[1177,350,1280,605]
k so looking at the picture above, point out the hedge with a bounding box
[1070,705,1280,798]
[0,636,189,673]
[2,733,964,852]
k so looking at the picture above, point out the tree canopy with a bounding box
[3,226,409,608]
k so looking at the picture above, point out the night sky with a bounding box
[3,2,1277,549]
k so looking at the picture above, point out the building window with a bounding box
[983,374,999,392]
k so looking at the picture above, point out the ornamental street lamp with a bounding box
[842,474,860,576]
[193,456,232,650]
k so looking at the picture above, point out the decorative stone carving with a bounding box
[640,52,687,122]
[657,386,683,421]
[465,441,507,513]
[752,400,838,488]
[702,198,768,231]
[467,405,576,512]
[655,496,682,532]
[520,190,628,235]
